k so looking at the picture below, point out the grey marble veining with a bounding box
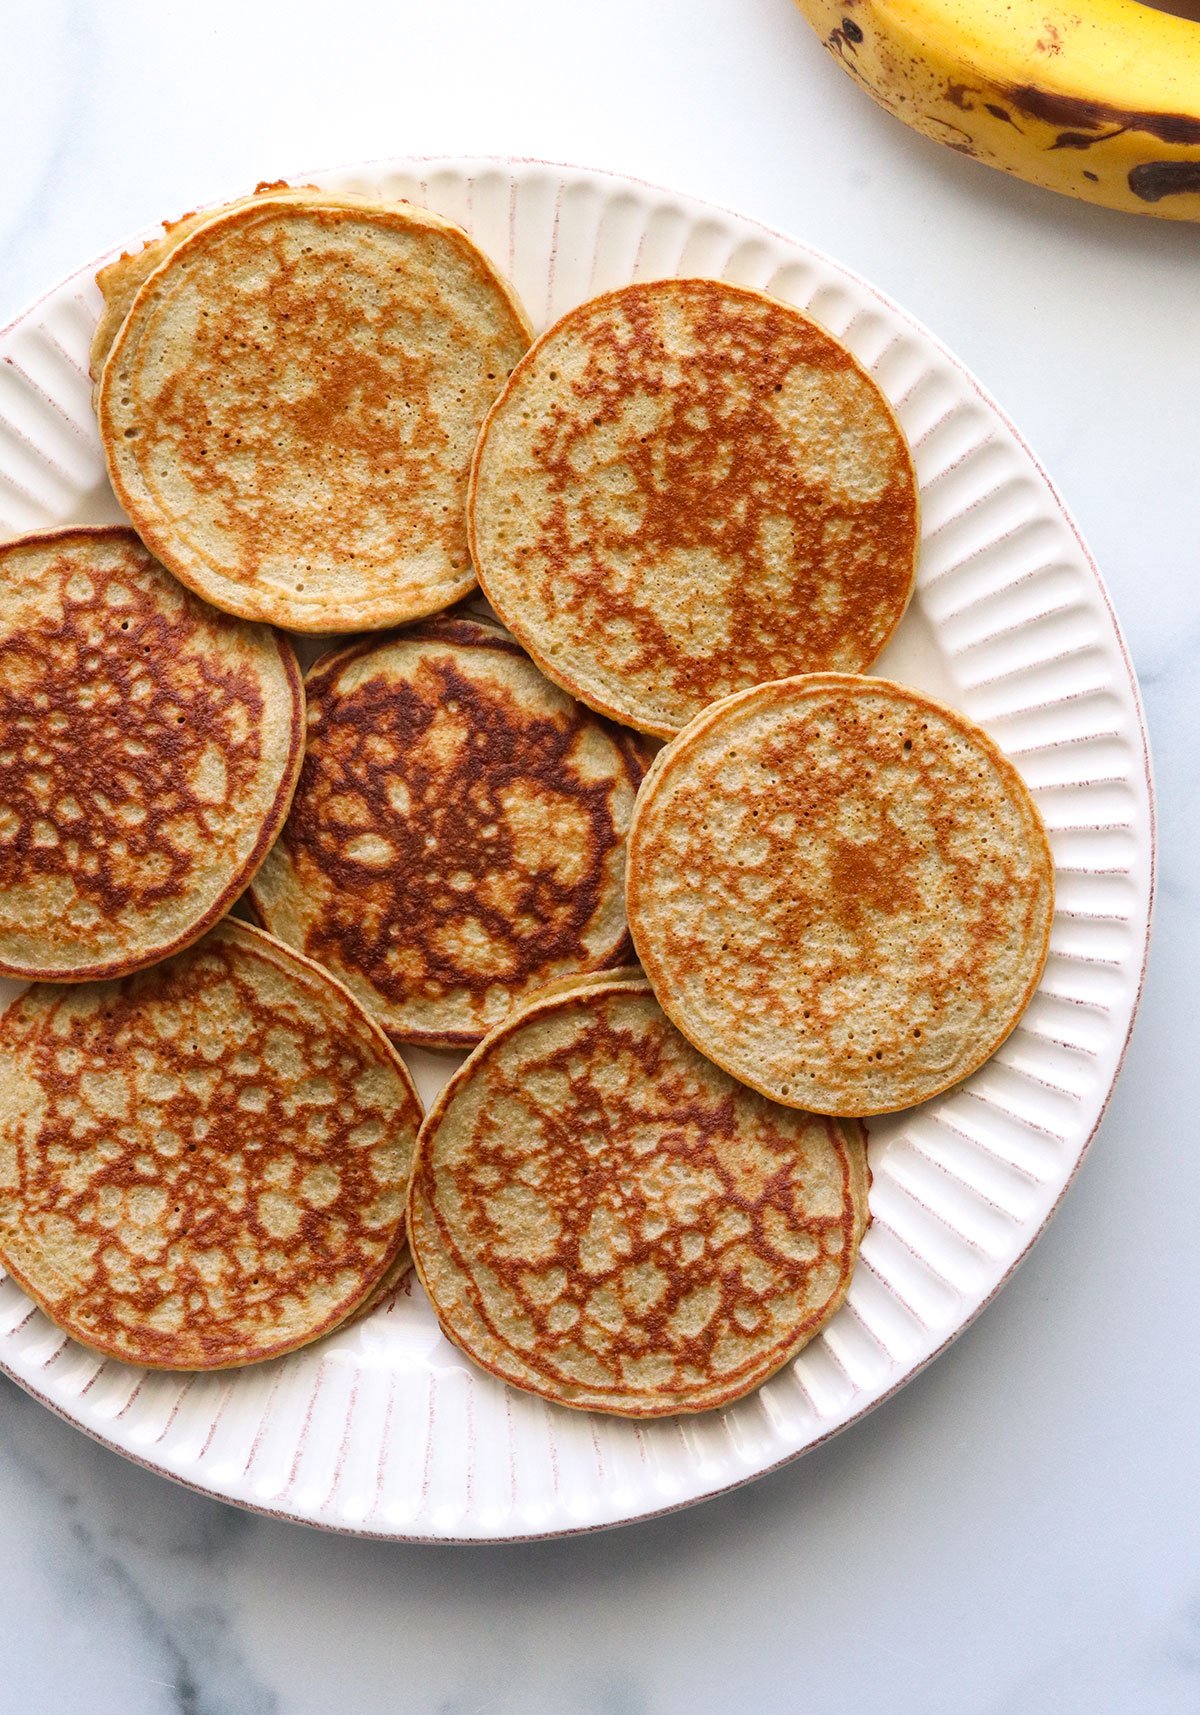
[2,1,1198,1711]
[0,1382,273,1715]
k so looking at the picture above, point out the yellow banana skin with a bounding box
[792,0,1200,220]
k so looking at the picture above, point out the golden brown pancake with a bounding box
[0,919,423,1370]
[97,189,532,633]
[408,978,869,1417]
[468,277,919,736]
[341,1242,413,1328]
[626,674,1056,1116]
[249,615,647,1049]
[88,181,313,383]
[519,963,646,1003]
[0,527,303,982]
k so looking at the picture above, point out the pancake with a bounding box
[249,615,647,1048]
[0,919,423,1370]
[408,978,870,1417]
[341,1242,413,1329]
[96,189,532,633]
[88,181,315,383]
[0,527,303,982]
[519,963,646,1003]
[468,277,919,737]
[626,674,1056,1116]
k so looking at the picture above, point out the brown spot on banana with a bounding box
[826,18,864,60]
[1004,84,1200,145]
[1051,125,1130,151]
[945,81,977,110]
[926,116,981,156]
[942,84,1020,132]
[1129,159,1200,200]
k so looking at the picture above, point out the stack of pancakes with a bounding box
[0,183,1053,1415]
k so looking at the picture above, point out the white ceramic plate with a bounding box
[0,158,1153,1541]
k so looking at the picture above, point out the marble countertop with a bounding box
[1,2,1196,1711]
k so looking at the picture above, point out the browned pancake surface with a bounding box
[626,675,1056,1115]
[469,278,918,735]
[0,920,422,1369]
[0,528,302,980]
[250,617,646,1047]
[97,192,532,631]
[88,181,315,382]
[409,981,868,1415]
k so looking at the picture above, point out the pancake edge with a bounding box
[0,525,306,984]
[0,917,424,1370]
[248,618,649,1050]
[96,191,534,633]
[467,278,921,738]
[407,975,867,1416]
[625,671,1056,1117]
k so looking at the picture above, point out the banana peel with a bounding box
[792,0,1200,220]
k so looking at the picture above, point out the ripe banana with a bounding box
[791,0,1200,220]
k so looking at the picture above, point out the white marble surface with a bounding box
[0,1,1196,1710]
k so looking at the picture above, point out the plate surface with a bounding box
[0,158,1153,1541]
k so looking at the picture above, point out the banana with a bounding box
[791,0,1200,220]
